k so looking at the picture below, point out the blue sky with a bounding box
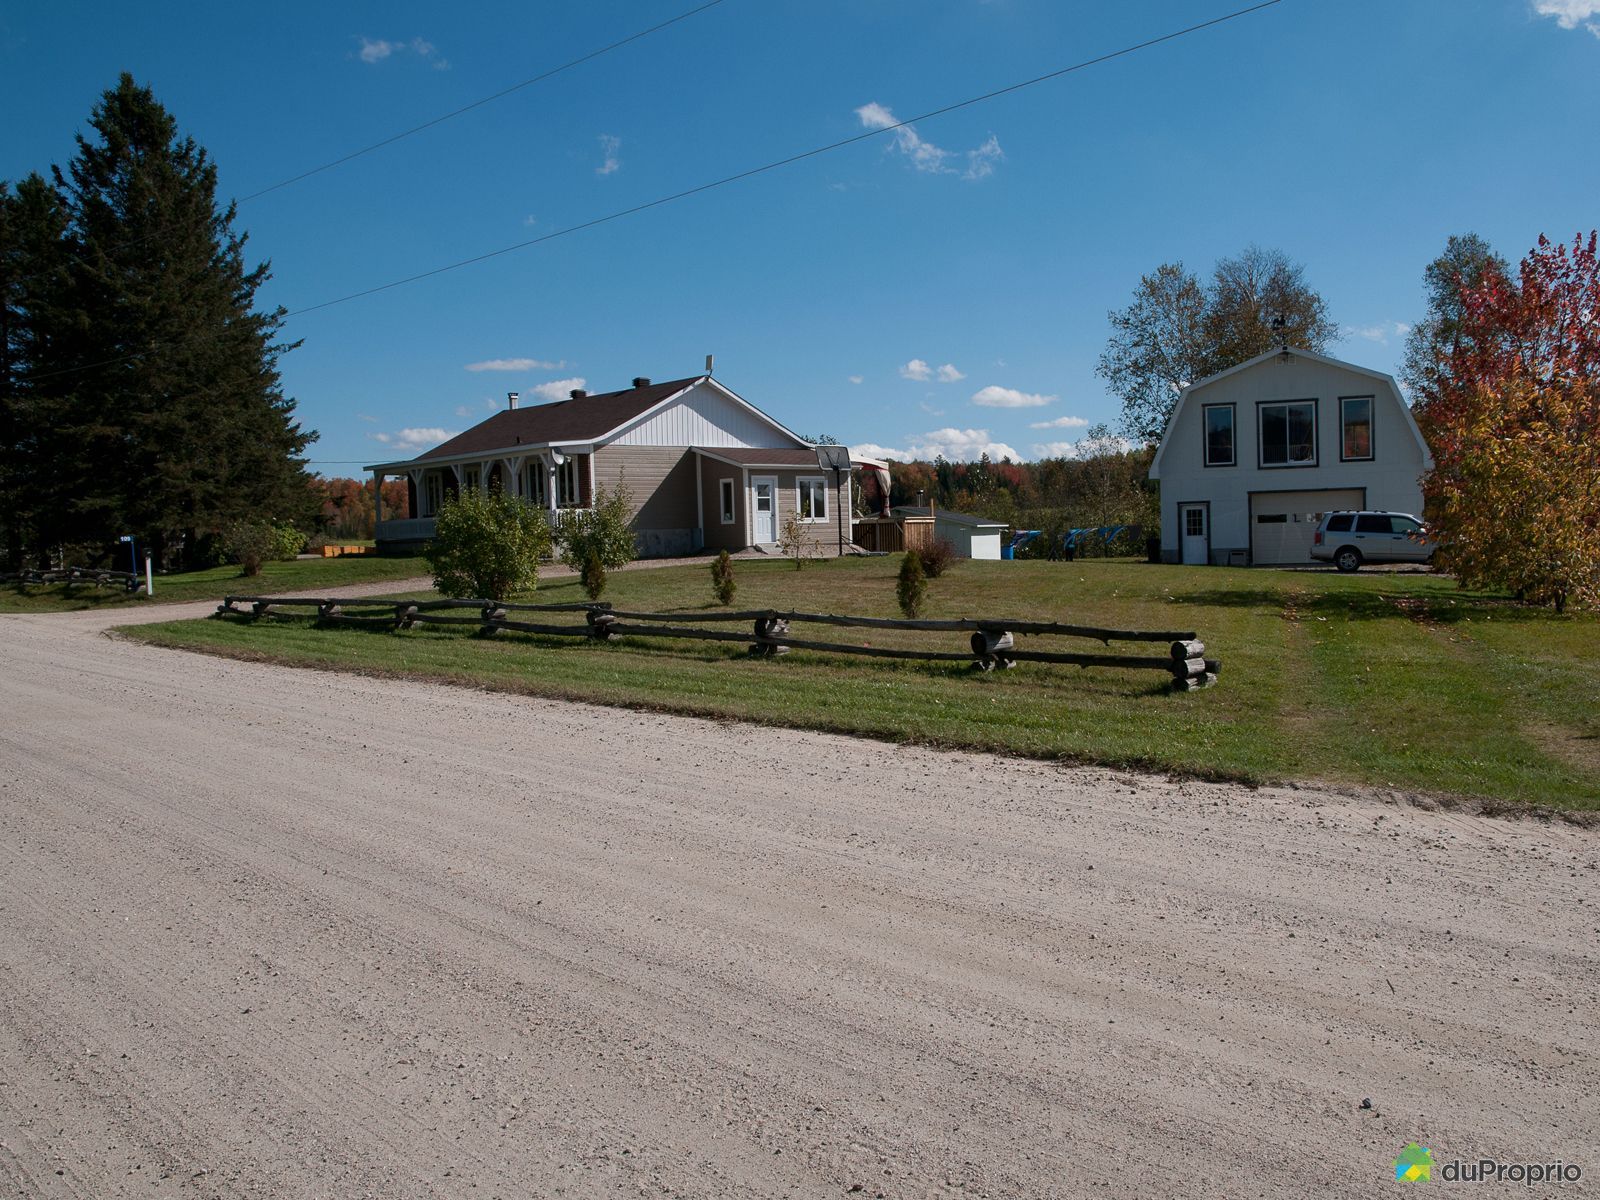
[3,1,1597,472]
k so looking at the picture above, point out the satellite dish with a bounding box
[815,444,852,471]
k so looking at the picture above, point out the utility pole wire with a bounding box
[288,0,1285,318]
[24,0,1285,382]
[239,0,729,203]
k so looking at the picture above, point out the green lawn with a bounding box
[120,556,1600,810]
[0,555,428,613]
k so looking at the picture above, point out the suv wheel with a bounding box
[1334,547,1362,573]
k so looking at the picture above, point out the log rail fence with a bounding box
[3,567,139,592]
[217,595,1221,691]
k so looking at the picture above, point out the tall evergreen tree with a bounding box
[47,74,313,565]
[0,174,72,565]
[1399,233,1508,406]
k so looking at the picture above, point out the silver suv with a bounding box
[1311,511,1434,573]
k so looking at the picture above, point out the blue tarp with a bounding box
[1004,530,1043,560]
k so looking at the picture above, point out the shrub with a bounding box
[270,523,306,560]
[779,511,818,571]
[426,489,552,600]
[557,483,636,574]
[919,537,956,578]
[221,520,279,577]
[580,551,607,601]
[710,549,737,605]
[896,549,927,618]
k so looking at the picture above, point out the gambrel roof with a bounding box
[1147,347,1433,480]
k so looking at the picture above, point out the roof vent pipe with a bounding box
[632,376,651,389]
[569,388,587,400]
[507,392,519,410]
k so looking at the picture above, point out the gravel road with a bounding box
[1,598,1595,1198]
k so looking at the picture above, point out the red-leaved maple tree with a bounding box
[1415,233,1600,612]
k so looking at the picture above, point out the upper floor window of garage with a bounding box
[1258,400,1318,467]
[1340,396,1374,461]
[1203,404,1235,467]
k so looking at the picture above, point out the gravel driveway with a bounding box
[1,599,1595,1198]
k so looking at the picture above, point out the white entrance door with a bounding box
[1180,504,1208,565]
[752,477,777,542]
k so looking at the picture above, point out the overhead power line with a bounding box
[239,0,729,203]
[287,0,1286,318]
[22,0,1285,384]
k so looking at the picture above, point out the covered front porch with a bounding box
[370,448,594,551]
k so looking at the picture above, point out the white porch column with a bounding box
[546,454,559,519]
[408,469,423,517]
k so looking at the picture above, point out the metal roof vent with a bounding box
[569,388,588,400]
[632,376,651,389]
[507,391,519,410]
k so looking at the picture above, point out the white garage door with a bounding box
[1251,489,1364,565]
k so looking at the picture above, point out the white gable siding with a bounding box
[609,380,805,449]
[1154,354,1427,564]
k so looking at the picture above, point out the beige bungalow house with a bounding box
[366,373,858,557]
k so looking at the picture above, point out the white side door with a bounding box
[1179,504,1208,565]
[752,477,777,542]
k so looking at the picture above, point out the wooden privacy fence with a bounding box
[3,566,138,592]
[216,595,1221,691]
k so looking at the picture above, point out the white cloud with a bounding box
[935,363,966,383]
[854,101,1003,180]
[356,413,378,423]
[370,427,457,454]
[853,427,1021,462]
[1032,433,1139,460]
[918,401,945,416]
[899,358,933,381]
[848,374,864,384]
[454,405,473,418]
[963,135,1003,181]
[596,134,621,176]
[1533,0,1600,33]
[971,384,1055,408]
[465,357,566,372]
[1028,414,1089,430]
[357,35,449,67]
[532,377,587,402]
[1347,320,1411,346]
[524,214,538,227]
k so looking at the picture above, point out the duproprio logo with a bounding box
[1394,1144,1434,1182]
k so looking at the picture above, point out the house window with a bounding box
[524,462,547,507]
[462,465,481,493]
[719,478,736,524]
[424,474,442,516]
[556,457,581,508]
[797,477,828,522]
[1184,507,1205,537]
[1203,404,1235,467]
[1340,396,1374,461]
[1258,400,1318,467]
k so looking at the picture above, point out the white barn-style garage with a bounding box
[1148,348,1432,566]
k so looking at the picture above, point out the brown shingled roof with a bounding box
[416,376,702,460]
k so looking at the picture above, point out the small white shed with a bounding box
[893,507,1009,560]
